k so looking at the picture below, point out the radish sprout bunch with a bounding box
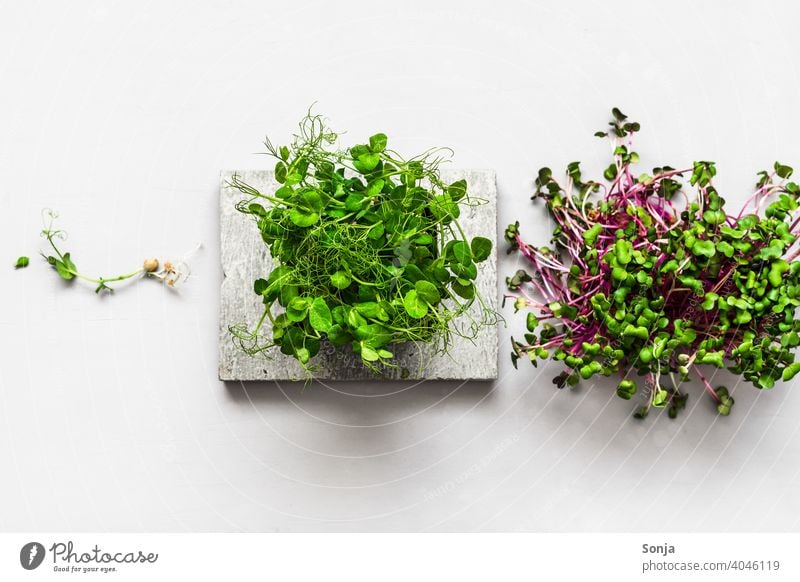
[506,109,800,419]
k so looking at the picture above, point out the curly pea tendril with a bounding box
[507,108,800,419]
[227,109,498,376]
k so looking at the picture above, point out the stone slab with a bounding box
[219,169,498,381]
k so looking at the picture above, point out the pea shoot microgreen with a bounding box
[228,111,496,374]
[507,108,800,419]
[38,209,197,292]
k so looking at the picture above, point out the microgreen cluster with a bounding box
[37,209,194,292]
[506,108,800,419]
[228,112,495,373]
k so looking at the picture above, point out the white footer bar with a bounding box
[1,533,797,581]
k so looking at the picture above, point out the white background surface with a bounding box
[1,0,800,532]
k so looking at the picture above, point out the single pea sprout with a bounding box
[507,108,800,420]
[39,209,199,293]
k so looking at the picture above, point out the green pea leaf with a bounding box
[403,289,428,319]
[326,324,349,347]
[278,282,299,307]
[452,261,478,280]
[300,189,324,213]
[289,207,319,227]
[366,178,385,197]
[360,343,381,362]
[291,347,308,364]
[54,259,75,280]
[470,236,492,262]
[14,256,29,269]
[353,152,380,173]
[61,252,76,271]
[248,203,268,218]
[356,324,392,348]
[447,179,468,202]
[369,133,388,153]
[451,241,472,266]
[260,266,293,302]
[343,192,363,213]
[254,278,268,295]
[309,297,333,332]
[279,326,305,355]
[414,280,440,304]
[330,271,351,290]
[452,280,474,300]
[430,194,459,222]
[284,172,302,185]
[274,161,288,183]
[286,296,310,322]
